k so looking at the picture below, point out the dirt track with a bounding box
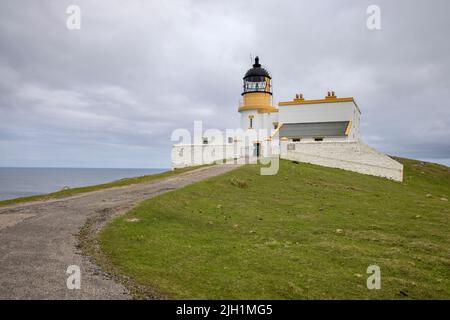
[0,164,241,299]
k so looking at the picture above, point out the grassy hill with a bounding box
[99,158,450,299]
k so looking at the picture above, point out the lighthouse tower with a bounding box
[238,57,279,155]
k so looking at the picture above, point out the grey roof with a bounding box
[279,121,350,138]
[244,56,271,80]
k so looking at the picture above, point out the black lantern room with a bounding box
[242,56,272,95]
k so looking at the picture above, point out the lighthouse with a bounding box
[238,57,279,156]
[171,56,403,181]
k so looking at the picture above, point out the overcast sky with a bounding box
[0,0,449,168]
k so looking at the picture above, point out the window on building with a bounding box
[228,137,233,144]
[249,118,253,129]
[203,137,208,144]
[292,138,301,142]
[314,137,324,142]
[273,122,278,130]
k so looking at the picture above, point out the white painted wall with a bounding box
[278,101,360,142]
[238,110,279,145]
[171,144,240,168]
[349,106,361,141]
[282,141,403,181]
[278,101,358,123]
[240,110,258,131]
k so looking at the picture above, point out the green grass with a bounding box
[99,158,450,299]
[0,165,208,207]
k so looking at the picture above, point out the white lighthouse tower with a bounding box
[238,56,279,156]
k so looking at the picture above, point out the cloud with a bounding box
[0,0,449,167]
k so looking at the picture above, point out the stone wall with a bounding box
[171,144,240,169]
[282,141,403,181]
[172,140,404,182]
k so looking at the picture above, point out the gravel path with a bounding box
[0,163,241,299]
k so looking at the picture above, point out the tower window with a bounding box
[314,137,324,142]
[203,137,208,144]
[228,137,233,144]
[292,138,301,142]
[249,116,254,129]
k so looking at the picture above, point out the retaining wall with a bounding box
[282,141,403,181]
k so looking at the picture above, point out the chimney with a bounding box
[295,93,304,101]
[326,91,336,99]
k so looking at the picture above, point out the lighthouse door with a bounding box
[254,143,261,157]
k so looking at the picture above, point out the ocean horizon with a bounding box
[0,167,168,201]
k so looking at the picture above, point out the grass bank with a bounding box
[0,165,208,207]
[99,158,450,299]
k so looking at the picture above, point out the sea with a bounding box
[0,167,167,201]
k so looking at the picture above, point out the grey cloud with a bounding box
[0,0,449,167]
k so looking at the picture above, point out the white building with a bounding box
[172,57,403,181]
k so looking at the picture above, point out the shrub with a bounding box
[230,177,248,188]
